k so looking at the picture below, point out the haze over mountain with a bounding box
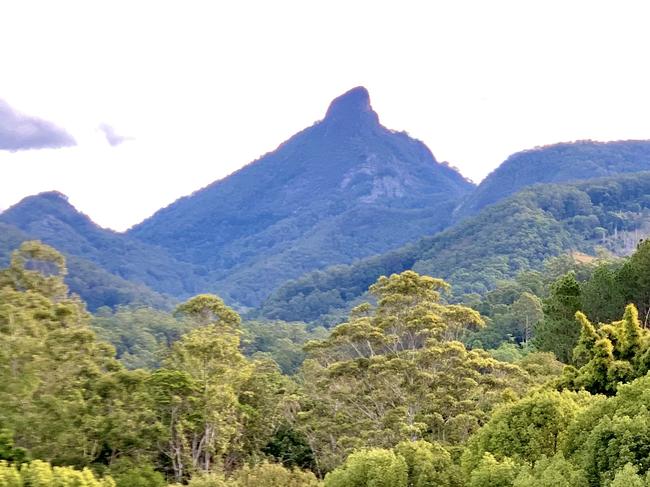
[128,86,474,307]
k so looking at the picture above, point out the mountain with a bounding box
[454,140,650,220]
[0,220,170,310]
[0,191,205,308]
[261,171,650,323]
[128,87,475,307]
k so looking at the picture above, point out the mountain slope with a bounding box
[129,87,474,307]
[261,172,650,323]
[0,191,205,300]
[455,140,650,219]
[0,220,170,310]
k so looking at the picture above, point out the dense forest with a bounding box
[5,87,650,486]
[4,238,650,486]
[6,90,650,320]
[262,172,650,323]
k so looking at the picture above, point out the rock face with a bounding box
[128,86,475,307]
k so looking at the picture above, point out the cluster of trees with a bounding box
[4,240,650,486]
[0,241,310,486]
[534,239,650,363]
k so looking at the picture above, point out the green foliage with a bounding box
[512,454,588,487]
[393,440,459,487]
[264,172,650,324]
[0,242,161,467]
[262,425,315,471]
[617,239,650,323]
[300,271,531,472]
[468,453,519,487]
[176,462,323,487]
[230,462,321,487]
[109,460,166,487]
[462,390,589,473]
[241,321,327,375]
[92,306,191,369]
[559,305,649,395]
[534,272,583,363]
[608,464,650,487]
[579,261,627,324]
[0,430,28,463]
[0,460,115,487]
[562,375,650,484]
[147,294,297,482]
[323,449,408,487]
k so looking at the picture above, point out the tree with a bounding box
[92,306,191,369]
[393,440,459,487]
[562,375,650,484]
[510,292,543,344]
[323,449,408,487]
[462,390,588,474]
[153,322,249,480]
[534,272,582,363]
[300,272,529,472]
[579,262,626,324]
[512,454,588,487]
[0,240,68,301]
[619,240,650,325]
[467,453,518,487]
[0,242,151,467]
[230,462,321,487]
[608,464,650,487]
[0,459,116,487]
[559,305,648,395]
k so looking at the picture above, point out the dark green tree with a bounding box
[534,273,582,363]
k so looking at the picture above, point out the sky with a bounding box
[2,1,650,231]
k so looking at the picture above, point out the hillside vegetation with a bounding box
[128,87,474,307]
[455,140,650,219]
[261,172,650,323]
[4,241,650,485]
[0,220,170,309]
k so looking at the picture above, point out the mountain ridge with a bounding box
[127,86,475,307]
[261,171,650,323]
[0,190,205,301]
[455,139,650,219]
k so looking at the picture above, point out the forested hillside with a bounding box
[128,87,474,307]
[5,119,650,316]
[4,240,650,486]
[262,172,650,323]
[0,191,205,298]
[0,219,170,309]
[455,140,650,219]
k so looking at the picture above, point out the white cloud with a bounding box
[1,0,650,229]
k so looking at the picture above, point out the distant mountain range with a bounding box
[3,87,650,317]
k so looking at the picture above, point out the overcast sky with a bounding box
[2,1,650,231]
